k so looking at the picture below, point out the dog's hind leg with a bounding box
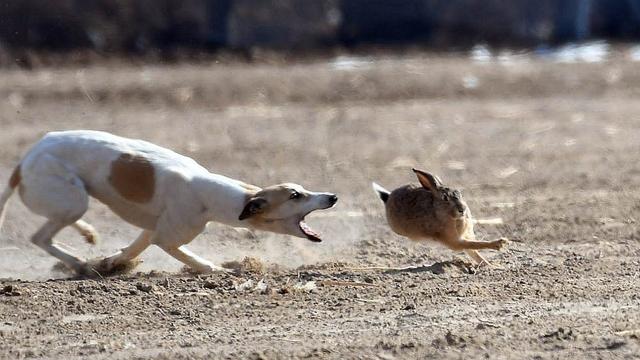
[32,220,87,273]
[19,153,91,273]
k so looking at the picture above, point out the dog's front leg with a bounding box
[93,230,153,273]
[152,208,229,273]
[160,244,229,273]
[154,229,226,273]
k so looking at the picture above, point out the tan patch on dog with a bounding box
[9,165,21,189]
[109,153,155,203]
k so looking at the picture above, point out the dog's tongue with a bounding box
[300,221,322,242]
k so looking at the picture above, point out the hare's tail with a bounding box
[372,182,390,203]
[0,165,20,231]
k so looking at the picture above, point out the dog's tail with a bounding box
[0,165,21,231]
[372,182,390,203]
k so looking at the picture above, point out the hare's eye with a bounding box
[290,191,301,200]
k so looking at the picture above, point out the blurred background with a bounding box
[0,0,639,66]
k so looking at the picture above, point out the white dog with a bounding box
[0,130,338,275]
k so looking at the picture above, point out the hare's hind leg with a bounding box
[444,237,509,266]
[464,249,491,266]
[446,238,507,251]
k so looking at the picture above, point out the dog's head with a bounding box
[238,183,338,242]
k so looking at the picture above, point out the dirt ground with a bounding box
[1,53,639,359]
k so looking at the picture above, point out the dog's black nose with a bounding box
[329,194,338,204]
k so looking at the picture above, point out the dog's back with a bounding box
[25,131,202,196]
[23,130,204,179]
[13,131,212,227]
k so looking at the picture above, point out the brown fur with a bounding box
[9,165,21,189]
[386,185,504,251]
[385,184,459,240]
[108,153,155,203]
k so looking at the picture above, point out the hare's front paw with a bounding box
[493,237,509,251]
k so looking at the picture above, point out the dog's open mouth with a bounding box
[298,196,337,242]
[299,220,322,242]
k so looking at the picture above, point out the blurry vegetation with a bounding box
[0,0,639,67]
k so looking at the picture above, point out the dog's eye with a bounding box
[289,191,300,200]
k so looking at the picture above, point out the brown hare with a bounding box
[372,168,507,265]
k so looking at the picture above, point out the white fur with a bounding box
[0,185,13,231]
[1,130,336,274]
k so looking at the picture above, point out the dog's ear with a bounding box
[412,168,443,193]
[238,197,268,220]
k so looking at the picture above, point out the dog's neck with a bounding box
[191,173,259,227]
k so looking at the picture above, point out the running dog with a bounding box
[0,130,338,275]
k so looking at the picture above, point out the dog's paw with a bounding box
[86,257,141,276]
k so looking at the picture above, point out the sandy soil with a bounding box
[1,54,639,359]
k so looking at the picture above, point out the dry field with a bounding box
[0,53,639,359]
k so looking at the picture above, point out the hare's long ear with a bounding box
[412,168,443,193]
